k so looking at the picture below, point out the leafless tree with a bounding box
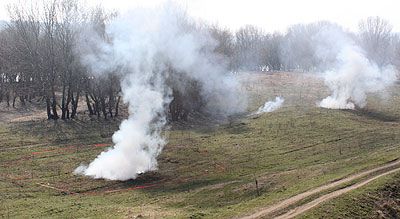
[264,32,283,71]
[2,0,123,120]
[56,0,86,119]
[280,23,318,72]
[358,16,394,67]
[234,25,265,71]
[6,3,44,108]
[80,7,122,119]
[208,25,235,70]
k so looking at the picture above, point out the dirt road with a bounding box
[240,159,400,219]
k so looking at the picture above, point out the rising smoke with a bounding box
[74,3,247,180]
[315,26,397,109]
[256,97,285,114]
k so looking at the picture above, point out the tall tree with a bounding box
[358,16,394,67]
[234,25,265,71]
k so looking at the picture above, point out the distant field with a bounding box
[1,72,400,218]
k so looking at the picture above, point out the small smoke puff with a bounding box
[73,165,88,175]
[256,97,285,114]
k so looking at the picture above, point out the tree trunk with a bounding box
[100,97,107,119]
[115,96,121,117]
[108,95,114,118]
[61,84,67,120]
[19,96,26,106]
[65,86,72,120]
[71,90,80,119]
[95,100,100,118]
[51,88,59,120]
[6,93,9,107]
[85,93,94,115]
[46,97,52,119]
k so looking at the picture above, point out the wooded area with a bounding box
[0,0,399,121]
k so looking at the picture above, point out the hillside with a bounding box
[1,72,400,218]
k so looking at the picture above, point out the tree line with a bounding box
[0,1,121,120]
[0,0,399,121]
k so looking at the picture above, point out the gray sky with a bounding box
[0,0,399,32]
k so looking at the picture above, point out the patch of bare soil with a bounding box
[0,102,47,123]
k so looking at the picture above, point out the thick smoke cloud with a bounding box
[315,26,397,109]
[74,3,247,180]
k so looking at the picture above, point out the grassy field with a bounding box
[299,171,400,218]
[1,72,400,218]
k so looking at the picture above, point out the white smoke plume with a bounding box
[316,27,397,109]
[256,97,285,114]
[74,3,246,180]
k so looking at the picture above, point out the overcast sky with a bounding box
[0,0,399,33]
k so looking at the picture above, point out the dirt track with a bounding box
[240,159,400,219]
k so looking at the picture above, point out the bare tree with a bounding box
[208,25,235,70]
[358,16,394,67]
[234,25,265,71]
[79,7,122,119]
[6,3,44,108]
[56,0,86,119]
[280,23,318,72]
[4,1,80,119]
[261,32,282,71]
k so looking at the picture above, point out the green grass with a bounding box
[1,72,400,218]
[299,172,400,219]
